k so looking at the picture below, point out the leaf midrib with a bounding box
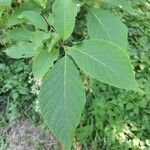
[89,8,112,41]
[71,47,118,75]
[63,56,67,138]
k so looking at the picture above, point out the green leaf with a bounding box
[32,48,59,79]
[30,30,51,48]
[0,0,12,8]
[47,13,54,26]
[0,8,4,17]
[52,0,79,40]
[5,42,36,59]
[101,0,135,15]
[7,1,41,27]
[7,9,24,26]
[33,0,47,8]
[6,28,31,41]
[18,10,48,30]
[69,39,139,91]
[38,56,86,149]
[87,8,128,50]
[47,33,60,52]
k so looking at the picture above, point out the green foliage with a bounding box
[0,0,12,8]
[87,8,128,49]
[75,49,150,149]
[5,42,36,58]
[69,39,138,91]
[101,0,135,15]
[75,80,150,149]
[0,0,146,149]
[52,0,79,40]
[32,48,59,79]
[6,28,31,41]
[0,58,35,125]
[74,1,150,149]
[39,56,86,149]
[18,10,48,30]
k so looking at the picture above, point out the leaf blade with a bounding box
[6,28,31,41]
[5,42,36,59]
[0,0,12,8]
[18,10,48,30]
[30,30,51,48]
[101,0,135,15]
[69,39,139,91]
[87,8,128,49]
[52,0,78,40]
[38,56,86,149]
[32,49,59,80]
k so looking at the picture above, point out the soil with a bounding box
[0,118,61,150]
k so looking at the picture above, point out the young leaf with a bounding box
[5,42,36,59]
[6,28,31,41]
[47,13,54,26]
[47,33,60,52]
[18,10,48,30]
[87,8,128,50]
[52,0,78,40]
[101,0,135,15]
[32,48,59,79]
[69,39,139,91]
[38,56,86,149]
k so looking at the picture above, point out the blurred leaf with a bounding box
[87,8,128,49]
[18,10,48,30]
[32,48,59,79]
[101,0,135,15]
[7,1,41,27]
[5,42,36,59]
[52,0,79,39]
[0,0,12,8]
[69,39,139,91]
[6,28,31,41]
[33,0,48,8]
[30,30,51,48]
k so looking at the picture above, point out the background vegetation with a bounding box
[0,0,150,149]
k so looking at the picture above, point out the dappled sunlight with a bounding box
[116,123,148,150]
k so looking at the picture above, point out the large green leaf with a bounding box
[101,0,135,15]
[6,28,31,41]
[87,8,128,49]
[38,56,86,149]
[52,0,79,40]
[5,42,36,59]
[69,39,139,91]
[18,10,48,30]
[32,49,59,79]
